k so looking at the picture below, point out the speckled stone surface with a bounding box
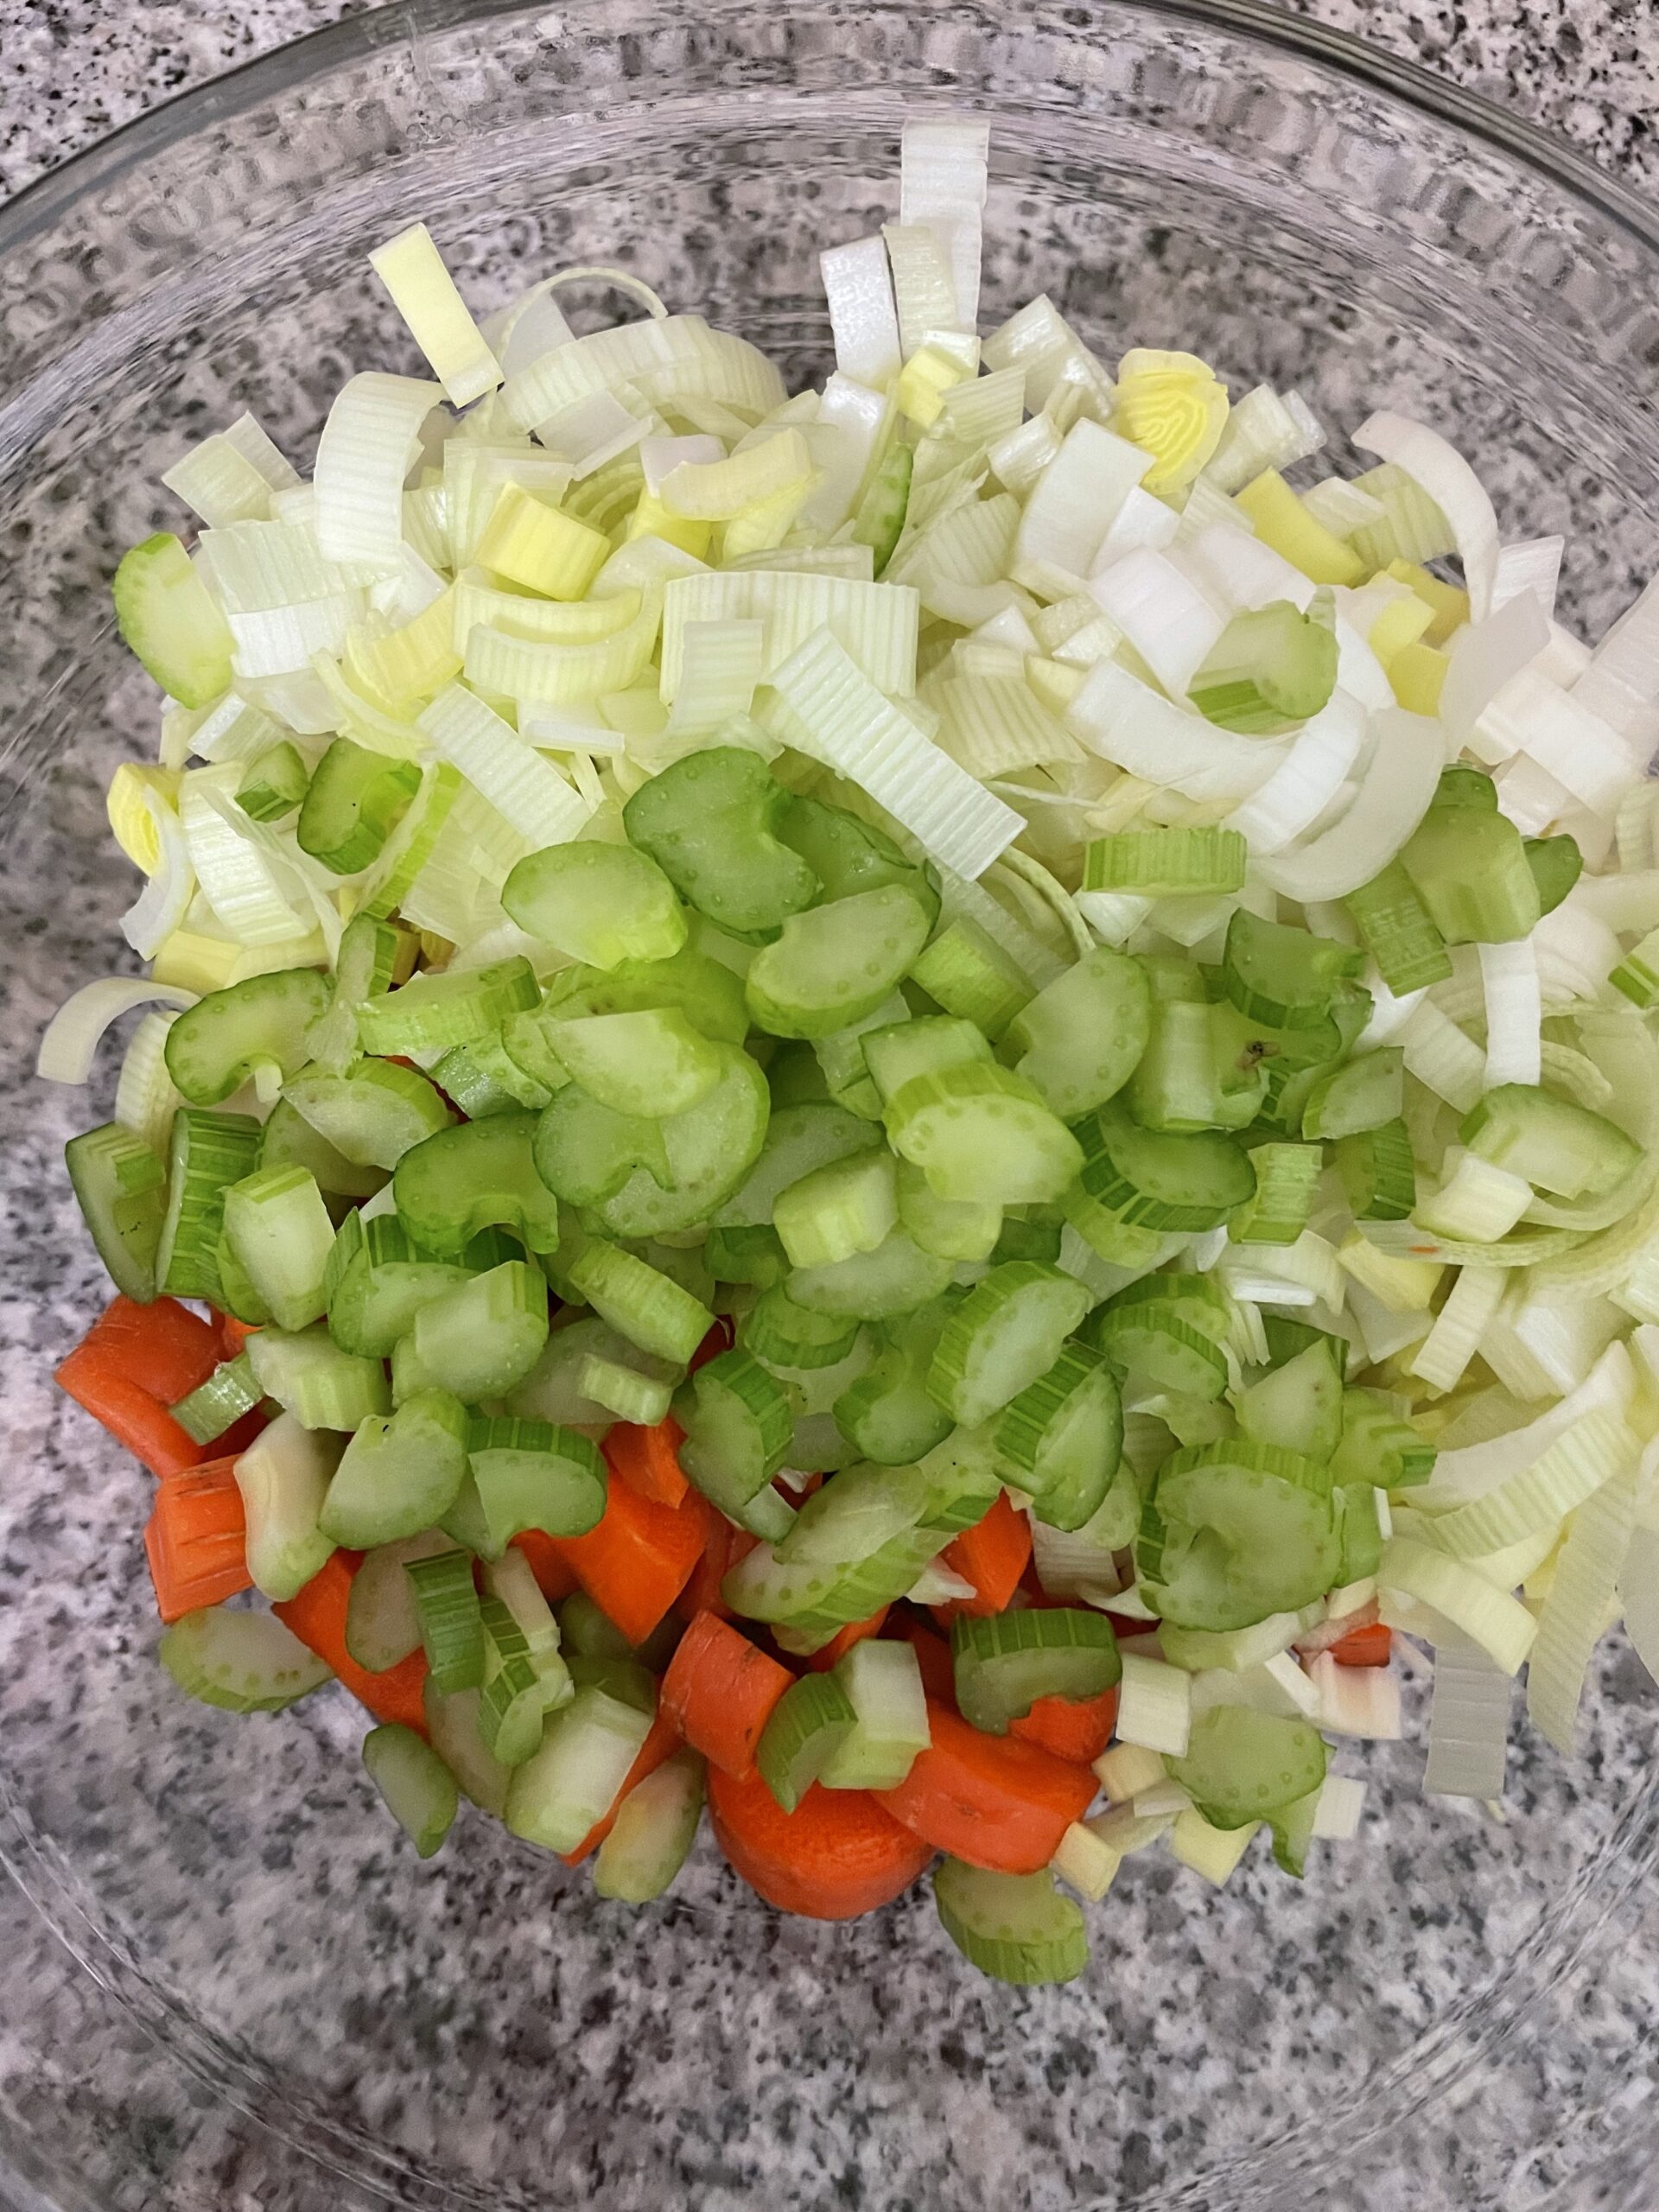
[3,7,1659,2212]
[3,0,1659,200]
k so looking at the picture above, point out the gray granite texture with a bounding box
[3,6,1659,2212]
[3,0,1658,200]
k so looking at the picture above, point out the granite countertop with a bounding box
[3,8,1659,2212]
[2,0,1657,200]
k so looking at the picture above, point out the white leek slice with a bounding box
[1477,668,1641,814]
[1182,524,1317,615]
[369,222,501,408]
[314,372,442,571]
[1422,1631,1511,1799]
[1027,1510,1126,1607]
[1410,1264,1507,1393]
[1415,1150,1533,1243]
[1014,421,1154,593]
[535,390,654,478]
[1301,476,1387,538]
[162,412,300,528]
[982,295,1112,416]
[1478,938,1541,1090]
[113,1009,186,1155]
[1202,384,1325,496]
[1224,691,1368,855]
[1352,410,1499,620]
[899,118,990,333]
[880,223,962,356]
[463,599,661,707]
[442,443,574,572]
[1377,1538,1537,1675]
[1441,589,1551,746]
[1420,1340,1635,1508]
[658,429,811,521]
[938,673,1078,780]
[419,683,592,847]
[502,314,785,440]
[640,433,725,497]
[119,786,197,959]
[989,413,1063,498]
[1089,548,1226,697]
[1065,658,1281,804]
[1115,1650,1192,1758]
[178,776,315,945]
[1586,572,1659,704]
[1526,1463,1637,1753]
[1433,1408,1637,1560]
[767,628,1020,881]
[934,866,1065,988]
[228,600,359,681]
[818,236,902,390]
[1256,708,1444,903]
[1491,536,1564,620]
[665,619,766,737]
[659,569,918,701]
[479,277,575,378]
[1304,1653,1402,1740]
[37,977,198,1084]
[194,518,365,613]
[1310,1773,1366,1840]
[905,1558,977,1607]
[1533,897,1621,1002]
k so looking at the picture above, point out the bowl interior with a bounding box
[3,6,1659,2209]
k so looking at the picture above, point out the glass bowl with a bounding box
[3,4,1659,2208]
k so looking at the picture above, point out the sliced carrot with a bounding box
[892,1618,957,1706]
[272,1552,429,1734]
[708,1763,935,1919]
[933,1490,1033,1622]
[56,1350,207,1480]
[551,1476,709,1646]
[559,1705,683,1865]
[604,1417,689,1510]
[78,1295,223,1404]
[661,1610,794,1776]
[1329,1621,1393,1668]
[215,1313,261,1361]
[143,1456,251,1623]
[805,1606,890,1673]
[1009,1682,1120,1765]
[875,1700,1095,1873]
[511,1529,581,1604]
[678,1516,758,1623]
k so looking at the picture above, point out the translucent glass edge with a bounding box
[1,0,1657,265]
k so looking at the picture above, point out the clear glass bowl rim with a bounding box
[3,0,1659,267]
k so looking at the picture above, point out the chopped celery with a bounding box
[672,1350,794,1539]
[501,840,688,969]
[623,745,817,935]
[320,1391,469,1548]
[951,1608,1121,1734]
[166,969,331,1107]
[1004,946,1152,1121]
[393,1112,563,1255]
[933,1861,1088,1986]
[362,1723,459,1857]
[284,1058,454,1172]
[65,1122,167,1303]
[745,885,933,1041]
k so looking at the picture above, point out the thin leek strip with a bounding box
[1256,709,1443,903]
[178,778,315,946]
[37,977,198,1084]
[194,518,367,612]
[663,618,765,739]
[1065,658,1282,805]
[535,389,655,476]
[419,684,591,847]
[120,789,196,958]
[818,236,901,390]
[463,598,661,707]
[1410,1264,1507,1393]
[1352,411,1499,620]
[1378,1537,1537,1675]
[1422,1631,1511,1800]
[1203,385,1324,497]
[1432,1408,1637,1560]
[767,627,1020,881]
[658,569,918,701]
[502,313,785,441]
[935,867,1066,988]
[1420,1340,1635,1508]
[938,673,1079,779]
[899,118,989,333]
[314,372,442,571]
[1478,938,1541,1090]
[113,1010,187,1155]
[1491,536,1564,621]
[369,222,501,408]
[1478,669,1641,814]
[1224,692,1367,855]
[162,412,299,528]
[1012,422,1153,591]
[881,223,963,356]
[1089,549,1226,697]
[453,575,643,652]
[658,429,812,522]
[1526,1464,1637,1753]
